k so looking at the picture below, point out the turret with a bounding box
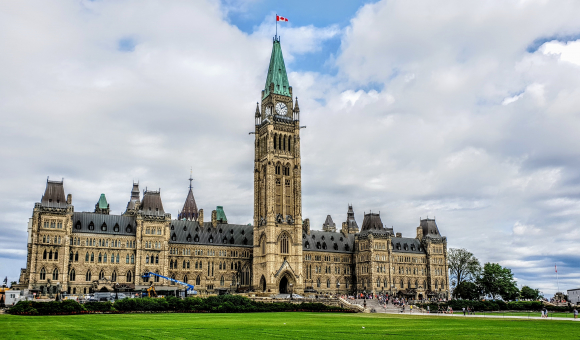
[94,194,110,215]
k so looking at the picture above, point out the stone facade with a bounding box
[17,37,450,300]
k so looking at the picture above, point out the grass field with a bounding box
[1,312,579,339]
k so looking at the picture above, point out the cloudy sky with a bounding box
[2,0,580,295]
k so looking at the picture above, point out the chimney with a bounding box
[416,226,423,239]
[198,209,204,226]
[211,209,217,228]
[341,222,348,236]
[396,232,402,238]
[67,194,72,205]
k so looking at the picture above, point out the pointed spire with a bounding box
[255,102,260,117]
[263,39,291,99]
[179,175,198,221]
[294,97,300,112]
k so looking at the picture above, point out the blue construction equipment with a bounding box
[141,272,197,295]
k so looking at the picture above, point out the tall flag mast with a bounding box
[276,14,289,39]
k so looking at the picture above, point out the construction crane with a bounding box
[141,272,197,296]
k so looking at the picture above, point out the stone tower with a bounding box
[253,37,303,294]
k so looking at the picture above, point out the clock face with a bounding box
[275,102,287,115]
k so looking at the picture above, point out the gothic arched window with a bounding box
[99,270,105,280]
[52,268,59,281]
[86,270,91,282]
[280,233,289,254]
[39,267,46,280]
[126,271,132,282]
[112,271,117,282]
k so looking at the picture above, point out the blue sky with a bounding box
[1,0,580,296]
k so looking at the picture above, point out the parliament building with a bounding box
[17,37,450,300]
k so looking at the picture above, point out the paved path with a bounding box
[348,299,579,321]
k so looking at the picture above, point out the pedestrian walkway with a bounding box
[349,299,578,321]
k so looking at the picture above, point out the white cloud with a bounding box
[541,39,580,66]
[2,0,580,295]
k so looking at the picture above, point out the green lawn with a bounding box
[1,312,579,339]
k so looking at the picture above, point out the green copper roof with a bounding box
[97,194,108,209]
[216,206,227,223]
[263,38,291,99]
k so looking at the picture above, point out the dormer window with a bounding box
[113,223,119,232]
[305,241,310,249]
[186,234,192,242]
[194,234,199,242]
[171,225,175,230]
[219,228,222,233]
[171,233,176,241]
[209,236,213,243]
[101,223,107,231]
[126,225,132,233]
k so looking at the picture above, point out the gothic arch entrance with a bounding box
[279,276,289,294]
[260,275,266,292]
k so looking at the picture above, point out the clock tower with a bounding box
[253,37,303,294]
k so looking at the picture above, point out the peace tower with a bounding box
[252,37,303,294]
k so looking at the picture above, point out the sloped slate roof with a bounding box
[361,213,384,231]
[303,230,355,254]
[140,190,164,216]
[169,221,253,248]
[420,218,441,238]
[71,212,136,236]
[323,215,335,229]
[41,180,67,208]
[391,237,425,254]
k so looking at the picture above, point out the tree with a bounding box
[520,286,540,300]
[9,281,17,288]
[448,248,481,295]
[477,263,519,301]
[453,281,480,300]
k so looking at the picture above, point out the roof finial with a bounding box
[189,168,194,190]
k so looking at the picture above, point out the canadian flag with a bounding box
[555,264,557,273]
[276,15,289,22]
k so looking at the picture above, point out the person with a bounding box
[427,305,430,313]
[574,308,578,319]
[463,307,466,316]
[410,305,413,313]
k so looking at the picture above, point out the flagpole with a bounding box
[556,264,560,293]
[276,14,278,39]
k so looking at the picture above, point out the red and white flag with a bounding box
[276,15,289,22]
[555,264,557,273]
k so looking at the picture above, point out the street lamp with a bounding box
[55,283,61,301]
[363,287,367,309]
[337,282,341,298]
[115,283,119,300]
